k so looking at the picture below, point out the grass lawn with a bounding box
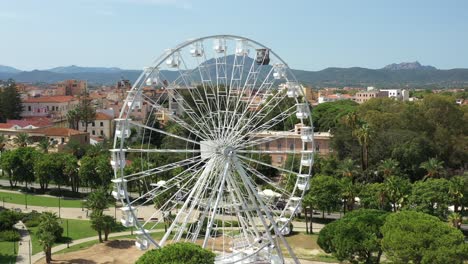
[0,241,18,264]
[55,232,165,255]
[0,191,83,208]
[29,219,96,255]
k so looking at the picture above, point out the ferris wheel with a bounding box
[111,35,314,264]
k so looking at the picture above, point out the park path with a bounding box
[15,221,32,264]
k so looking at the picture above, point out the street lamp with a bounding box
[1,196,11,207]
[25,193,27,209]
[66,219,69,248]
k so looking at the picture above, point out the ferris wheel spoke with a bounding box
[142,94,210,140]
[123,156,200,180]
[237,154,297,175]
[234,160,300,264]
[128,120,200,145]
[232,159,286,261]
[123,148,200,153]
[236,159,291,198]
[237,149,313,155]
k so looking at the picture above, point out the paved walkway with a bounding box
[14,221,32,264]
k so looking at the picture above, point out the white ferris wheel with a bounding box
[111,35,314,264]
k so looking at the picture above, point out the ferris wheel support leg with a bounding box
[202,158,231,248]
[234,160,300,264]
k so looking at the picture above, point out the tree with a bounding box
[13,133,31,147]
[406,179,451,220]
[62,154,79,192]
[383,176,411,212]
[0,150,17,187]
[381,211,468,264]
[318,209,388,264]
[377,158,399,178]
[36,212,63,263]
[337,158,359,180]
[77,93,96,132]
[340,177,360,213]
[66,108,81,130]
[136,242,216,264]
[0,80,23,122]
[354,123,372,171]
[38,138,51,153]
[448,176,465,213]
[359,183,390,211]
[312,100,358,132]
[85,188,109,214]
[420,158,445,180]
[12,147,37,188]
[304,175,341,218]
[34,154,60,191]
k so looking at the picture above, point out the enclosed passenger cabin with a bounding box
[190,42,204,57]
[277,217,291,236]
[235,39,249,56]
[110,149,126,170]
[127,90,142,110]
[135,230,150,250]
[115,119,131,139]
[144,67,159,86]
[273,64,286,79]
[256,49,270,65]
[286,82,299,98]
[301,153,314,167]
[213,38,227,53]
[120,206,136,227]
[296,174,310,191]
[111,178,127,200]
[300,126,313,142]
[296,103,310,119]
[166,52,180,68]
[288,197,302,213]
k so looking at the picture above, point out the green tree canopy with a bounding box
[36,212,63,263]
[318,209,389,264]
[136,242,216,264]
[304,175,341,215]
[381,211,468,264]
[406,178,451,219]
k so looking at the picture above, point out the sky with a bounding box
[0,0,467,71]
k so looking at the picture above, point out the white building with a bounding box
[380,89,409,101]
[78,112,114,139]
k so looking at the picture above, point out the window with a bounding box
[92,122,95,127]
[100,130,104,136]
[28,106,31,111]
[289,143,294,150]
[265,142,270,150]
[100,122,104,127]
[277,143,282,150]
[92,130,96,135]
[315,144,320,152]
[61,138,65,144]
[277,156,283,163]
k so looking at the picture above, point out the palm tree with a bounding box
[0,134,6,152]
[420,158,444,180]
[36,212,63,263]
[448,213,462,229]
[85,188,109,215]
[378,158,400,178]
[66,108,81,130]
[354,123,372,170]
[383,176,410,212]
[338,158,359,180]
[38,138,51,153]
[13,132,31,147]
[448,176,464,213]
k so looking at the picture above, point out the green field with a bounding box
[55,232,165,255]
[29,219,97,254]
[0,241,18,264]
[0,191,83,208]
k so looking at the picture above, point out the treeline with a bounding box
[0,141,113,195]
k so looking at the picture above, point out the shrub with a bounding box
[136,242,215,264]
[0,210,23,231]
[0,230,20,242]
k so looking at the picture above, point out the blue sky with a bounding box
[0,0,467,71]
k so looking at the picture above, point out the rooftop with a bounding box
[23,96,76,103]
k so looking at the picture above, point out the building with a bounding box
[78,111,114,139]
[56,80,87,96]
[27,127,89,150]
[252,124,332,167]
[353,90,389,104]
[21,96,79,122]
[380,89,409,101]
[318,93,354,104]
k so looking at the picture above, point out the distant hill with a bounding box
[0,65,21,73]
[48,65,124,74]
[1,61,468,88]
[382,61,436,71]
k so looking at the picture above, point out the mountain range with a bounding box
[1,61,468,88]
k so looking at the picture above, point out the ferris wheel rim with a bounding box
[112,34,314,263]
